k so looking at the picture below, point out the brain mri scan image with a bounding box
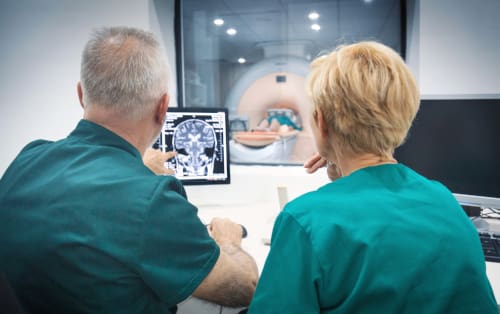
[173,119,216,176]
[153,108,230,185]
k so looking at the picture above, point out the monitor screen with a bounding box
[394,99,500,201]
[153,107,230,185]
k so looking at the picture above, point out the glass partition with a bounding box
[177,0,405,165]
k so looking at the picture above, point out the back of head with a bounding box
[307,41,420,158]
[80,27,168,120]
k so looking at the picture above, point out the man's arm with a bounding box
[193,218,258,308]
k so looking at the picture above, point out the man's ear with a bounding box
[315,109,329,138]
[155,93,170,124]
[77,82,84,109]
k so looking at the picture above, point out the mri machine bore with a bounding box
[225,55,316,164]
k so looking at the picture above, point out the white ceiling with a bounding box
[180,0,403,64]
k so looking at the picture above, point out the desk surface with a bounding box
[177,202,500,314]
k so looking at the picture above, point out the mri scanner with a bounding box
[224,52,316,164]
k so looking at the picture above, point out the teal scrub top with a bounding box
[249,164,498,314]
[0,120,219,314]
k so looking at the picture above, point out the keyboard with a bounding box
[479,232,500,263]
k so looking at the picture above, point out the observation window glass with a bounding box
[177,0,405,165]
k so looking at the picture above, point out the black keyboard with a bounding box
[479,232,500,263]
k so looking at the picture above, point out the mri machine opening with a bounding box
[225,56,316,164]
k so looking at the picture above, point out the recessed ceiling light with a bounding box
[238,58,246,64]
[226,28,237,36]
[364,0,373,3]
[308,12,319,20]
[213,18,224,26]
[311,24,321,31]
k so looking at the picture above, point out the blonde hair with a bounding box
[307,41,420,158]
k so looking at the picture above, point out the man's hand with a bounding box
[207,218,244,247]
[143,148,176,175]
[304,152,342,181]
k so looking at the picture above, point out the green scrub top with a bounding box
[249,164,498,314]
[0,119,219,314]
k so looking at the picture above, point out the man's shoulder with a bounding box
[20,139,53,154]
[1,139,54,178]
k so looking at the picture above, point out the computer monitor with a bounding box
[394,98,500,209]
[153,107,231,185]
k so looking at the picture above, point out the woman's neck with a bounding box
[336,153,397,177]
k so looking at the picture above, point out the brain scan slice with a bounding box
[173,119,217,176]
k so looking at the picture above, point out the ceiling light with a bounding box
[308,12,319,20]
[213,18,224,26]
[238,58,246,64]
[363,0,373,3]
[226,28,237,36]
[311,24,321,31]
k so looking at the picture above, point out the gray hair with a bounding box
[80,26,169,120]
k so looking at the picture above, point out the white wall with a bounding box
[418,0,500,97]
[0,0,176,174]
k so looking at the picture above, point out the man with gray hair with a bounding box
[0,27,258,313]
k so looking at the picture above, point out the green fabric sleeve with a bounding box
[248,212,321,314]
[137,177,220,307]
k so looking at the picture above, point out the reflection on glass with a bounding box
[179,0,405,165]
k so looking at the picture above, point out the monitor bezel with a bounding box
[454,194,500,210]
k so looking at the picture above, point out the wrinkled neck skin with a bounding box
[83,105,158,157]
[77,83,168,157]
[333,152,397,177]
[322,135,396,177]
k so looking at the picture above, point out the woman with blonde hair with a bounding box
[248,42,498,313]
